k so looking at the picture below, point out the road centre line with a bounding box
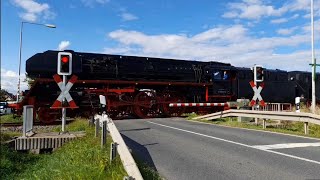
[148,121,320,165]
[253,143,320,150]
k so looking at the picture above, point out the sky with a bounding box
[2,0,320,94]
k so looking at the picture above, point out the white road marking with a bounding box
[253,143,320,150]
[187,119,320,141]
[148,121,320,165]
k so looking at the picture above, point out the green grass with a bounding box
[185,112,199,120]
[0,131,21,143]
[188,115,320,139]
[134,158,163,180]
[1,119,127,180]
[0,114,22,123]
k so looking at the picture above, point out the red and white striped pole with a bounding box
[169,102,226,107]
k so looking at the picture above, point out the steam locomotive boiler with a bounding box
[20,50,237,123]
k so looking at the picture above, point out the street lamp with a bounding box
[17,21,56,102]
[311,0,316,113]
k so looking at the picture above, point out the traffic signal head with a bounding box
[57,52,72,75]
[254,65,264,82]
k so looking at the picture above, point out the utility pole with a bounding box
[311,0,316,113]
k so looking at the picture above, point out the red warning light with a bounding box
[58,52,72,75]
[61,56,69,63]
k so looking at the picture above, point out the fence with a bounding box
[260,103,292,112]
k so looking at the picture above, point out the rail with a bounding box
[193,109,320,134]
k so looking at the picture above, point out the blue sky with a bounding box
[2,0,320,93]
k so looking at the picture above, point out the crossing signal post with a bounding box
[57,52,73,132]
[251,65,265,108]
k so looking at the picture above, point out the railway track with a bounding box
[0,120,74,127]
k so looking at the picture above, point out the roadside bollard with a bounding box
[89,116,95,127]
[253,105,259,125]
[110,142,118,162]
[295,97,300,112]
[262,119,266,129]
[304,122,309,134]
[95,118,100,137]
[101,121,107,148]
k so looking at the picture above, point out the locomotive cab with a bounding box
[204,66,237,102]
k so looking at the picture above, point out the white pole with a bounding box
[311,0,316,113]
[253,65,258,124]
[62,75,67,132]
[17,22,23,102]
[295,97,301,112]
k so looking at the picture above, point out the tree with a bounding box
[0,89,15,101]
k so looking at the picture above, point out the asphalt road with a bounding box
[115,118,320,180]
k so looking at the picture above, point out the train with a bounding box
[14,50,319,123]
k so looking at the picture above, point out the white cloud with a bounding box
[287,0,311,11]
[270,14,299,24]
[192,25,247,42]
[291,14,300,19]
[58,41,71,51]
[1,68,27,94]
[20,12,37,22]
[277,27,298,35]
[105,21,318,71]
[223,0,319,21]
[223,0,287,20]
[13,0,55,22]
[222,11,239,18]
[270,18,288,24]
[96,0,110,4]
[81,0,110,7]
[120,12,139,21]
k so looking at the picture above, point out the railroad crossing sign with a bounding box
[249,81,265,106]
[51,74,78,108]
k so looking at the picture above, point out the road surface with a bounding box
[115,118,320,180]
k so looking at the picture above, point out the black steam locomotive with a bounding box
[20,50,317,122]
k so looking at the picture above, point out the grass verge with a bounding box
[188,115,320,139]
[0,114,22,123]
[134,157,163,180]
[1,119,127,180]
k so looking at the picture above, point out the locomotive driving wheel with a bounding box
[133,91,160,118]
[161,93,186,117]
[37,107,59,124]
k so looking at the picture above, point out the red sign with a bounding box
[249,81,265,106]
[51,74,78,108]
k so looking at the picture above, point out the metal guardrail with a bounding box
[95,114,143,180]
[193,109,320,134]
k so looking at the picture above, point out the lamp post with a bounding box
[17,21,56,102]
[311,0,316,113]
